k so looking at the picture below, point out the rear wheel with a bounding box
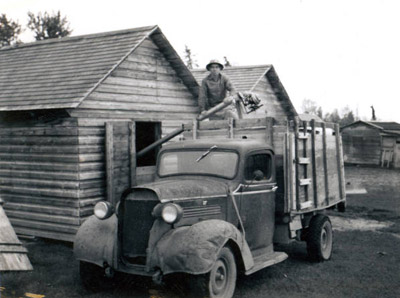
[306,215,333,262]
[188,247,237,298]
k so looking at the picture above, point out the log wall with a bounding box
[71,37,198,128]
[0,117,82,241]
[341,124,381,165]
[251,76,289,120]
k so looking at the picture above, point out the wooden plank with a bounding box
[70,109,197,121]
[0,245,27,253]
[0,207,21,244]
[289,132,296,211]
[193,120,198,140]
[6,210,81,225]
[4,202,79,216]
[129,122,137,187]
[302,121,310,204]
[13,227,75,242]
[0,193,80,208]
[294,118,301,210]
[105,122,114,205]
[300,201,313,210]
[0,185,79,198]
[266,117,274,146]
[311,120,318,208]
[335,124,345,200]
[321,122,330,205]
[299,178,311,186]
[0,253,32,271]
[0,169,79,181]
[298,134,309,140]
[228,118,234,139]
[0,177,79,189]
[297,157,310,164]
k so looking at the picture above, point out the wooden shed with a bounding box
[0,25,200,241]
[192,65,298,121]
[341,121,400,168]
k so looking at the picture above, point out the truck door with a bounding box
[237,150,276,253]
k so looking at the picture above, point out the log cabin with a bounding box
[0,28,300,242]
[341,121,400,168]
[0,25,200,241]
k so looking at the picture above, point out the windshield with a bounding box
[158,149,239,179]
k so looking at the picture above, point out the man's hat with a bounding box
[206,59,224,71]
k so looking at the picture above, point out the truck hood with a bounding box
[133,178,229,202]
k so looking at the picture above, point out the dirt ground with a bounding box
[1,165,399,298]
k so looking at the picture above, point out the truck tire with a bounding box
[306,215,333,262]
[80,261,114,291]
[188,247,237,298]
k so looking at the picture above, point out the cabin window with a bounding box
[136,122,161,167]
[244,153,272,181]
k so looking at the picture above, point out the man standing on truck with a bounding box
[198,59,238,120]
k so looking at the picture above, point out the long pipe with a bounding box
[137,125,185,158]
[196,96,236,121]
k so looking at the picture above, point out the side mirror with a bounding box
[253,170,264,181]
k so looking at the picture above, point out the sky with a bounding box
[2,0,400,122]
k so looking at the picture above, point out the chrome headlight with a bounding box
[153,203,183,224]
[94,201,114,220]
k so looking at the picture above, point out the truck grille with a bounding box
[122,199,158,262]
[183,205,222,218]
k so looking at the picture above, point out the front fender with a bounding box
[73,214,117,268]
[148,219,254,275]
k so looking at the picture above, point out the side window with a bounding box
[244,153,272,181]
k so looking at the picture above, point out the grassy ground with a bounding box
[1,165,399,298]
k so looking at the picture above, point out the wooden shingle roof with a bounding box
[368,121,400,131]
[192,65,297,117]
[0,25,198,111]
[342,120,400,136]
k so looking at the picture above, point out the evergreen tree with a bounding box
[183,45,198,69]
[0,14,21,47]
[27,11,72,40]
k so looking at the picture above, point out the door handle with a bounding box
[272,186,278,192]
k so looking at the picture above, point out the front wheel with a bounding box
[188,247,237,298]
[306,215,333,262]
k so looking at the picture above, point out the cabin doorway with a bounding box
[136,122,162,167]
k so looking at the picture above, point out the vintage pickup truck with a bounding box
[74,117,346,298]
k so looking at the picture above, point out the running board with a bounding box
[245,251,288,275]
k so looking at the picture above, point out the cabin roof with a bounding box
[192,65,297,117]
[299,113,323,122]
[341,120,400,135]
[0,25,198,112]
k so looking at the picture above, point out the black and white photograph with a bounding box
[0,0,399,297]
